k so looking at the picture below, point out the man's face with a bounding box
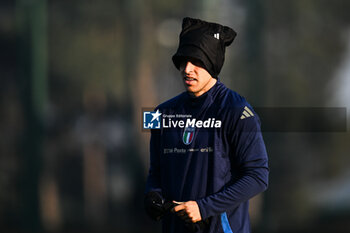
[179,58,216,97]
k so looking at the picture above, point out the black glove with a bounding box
[184,218,210,232]
[144,191,177,221]
[145,192,209,232]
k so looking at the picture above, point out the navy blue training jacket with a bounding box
[145,80,269,233]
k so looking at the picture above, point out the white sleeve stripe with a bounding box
[242,110,250,117]
[244,106,254,116]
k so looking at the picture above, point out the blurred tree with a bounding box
[16,0,48,231]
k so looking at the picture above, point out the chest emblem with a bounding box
[183,126,195,145]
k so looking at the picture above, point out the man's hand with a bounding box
[172,200,202,223]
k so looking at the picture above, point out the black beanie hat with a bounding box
[172,17,237,78]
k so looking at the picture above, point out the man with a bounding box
[144,17,269,233]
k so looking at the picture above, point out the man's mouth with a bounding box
[184,76,197,81]
[184,76,196,85]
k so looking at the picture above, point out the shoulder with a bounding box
[215,82,252,112]
[215,82,261,128]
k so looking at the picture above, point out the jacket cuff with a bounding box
[196,199,208,220]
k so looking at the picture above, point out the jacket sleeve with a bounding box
[145,128,163,194]
[196,109,269,219]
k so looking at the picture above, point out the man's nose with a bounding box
[184,61,194,74]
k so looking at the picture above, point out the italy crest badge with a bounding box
[183,126,195,145]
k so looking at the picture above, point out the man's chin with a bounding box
[186,89,201,97]
[185,87,197,93]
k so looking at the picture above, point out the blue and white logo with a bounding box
[143,110,162,129]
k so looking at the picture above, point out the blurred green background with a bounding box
[1,0,350,232]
